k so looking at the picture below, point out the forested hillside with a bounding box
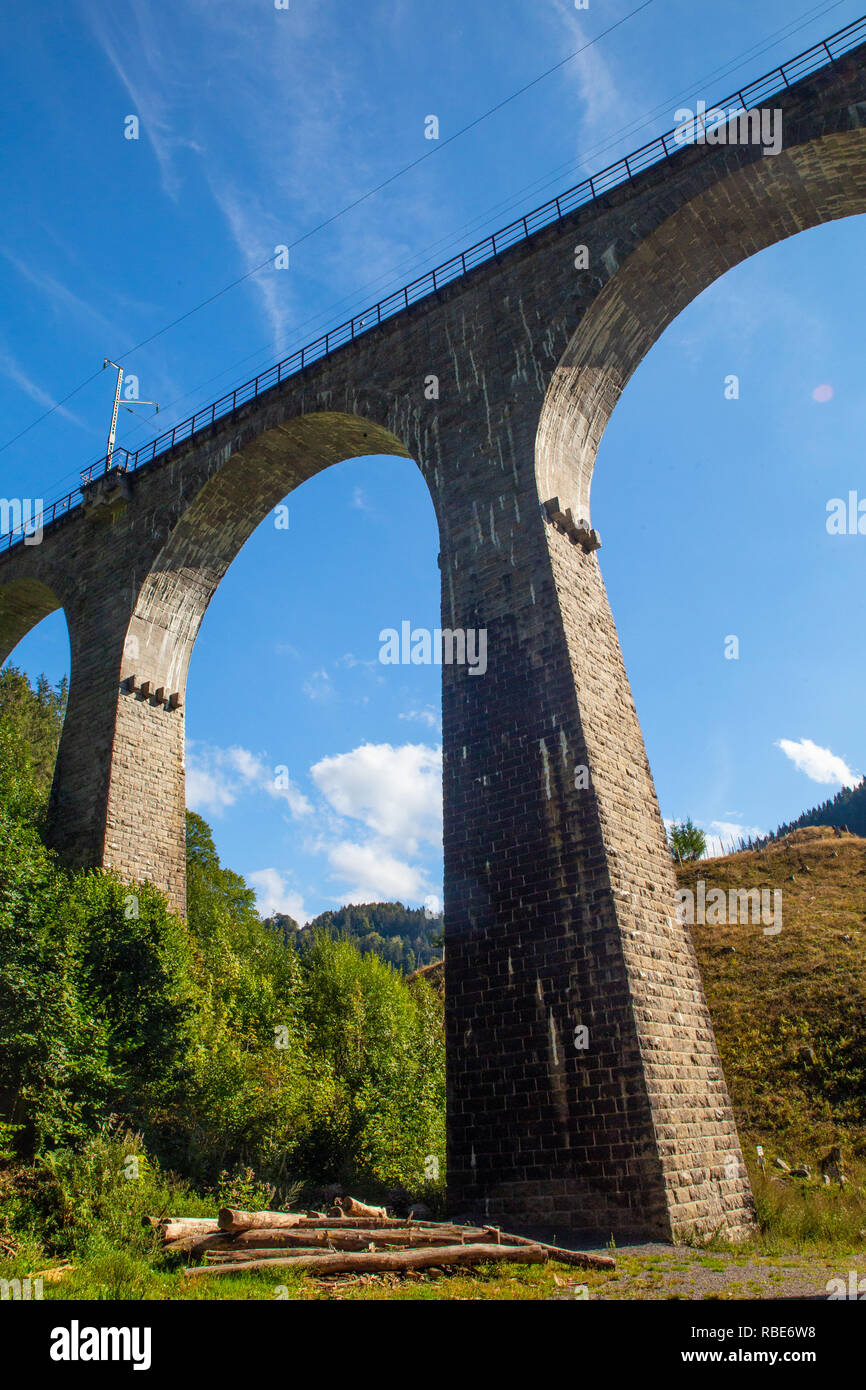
[267,901,443,974]
[762,777,866,842]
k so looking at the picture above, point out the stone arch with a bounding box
[0,576,64,668]
[99,410,425,916]
[125,411,419,698]
[536,129,866,522]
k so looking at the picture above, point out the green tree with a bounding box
[0,665,65,807]
[668,817,706,863]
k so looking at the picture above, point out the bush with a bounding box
[0,670,447,1212]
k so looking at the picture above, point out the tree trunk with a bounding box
[183,1243,548,1279]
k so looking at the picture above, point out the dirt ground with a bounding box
[549,1242,866,1300]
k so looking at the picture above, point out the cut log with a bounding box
[205,1247,332,1262]
[489,1230,615,1271]
[202,1231,478,1260]
[32,1262,74,1283]
[180,1229,336,1258]
[234,1228,471,1251]
[179,1225,484,1259]
[183,1242,548,1278]
[337,1197,388,1219]
[161,1220,220,1242]
[145,1216,219,1236]
[296,1216,406,1229]
[163,1233,239,1256]
[218,1209,305,1233]
[294,1217,485,1235]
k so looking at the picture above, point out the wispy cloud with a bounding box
[546,0,632,153]
[703,819,766,857]
[302,669,334,702]
[398,706,440,730]
[0,345,86,429]
[86,0,192,201]
[1,249,118,341]
[186,742,311,818]
[204,176,294,355]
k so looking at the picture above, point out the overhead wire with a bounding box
[111,0,851,456]
[0,0,656,460]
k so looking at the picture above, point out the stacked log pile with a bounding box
[145,1199,616,1280]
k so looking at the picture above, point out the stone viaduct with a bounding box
[2,25,865,1241]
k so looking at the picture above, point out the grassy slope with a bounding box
[418,828,866,1163]
[684,828,866,1163]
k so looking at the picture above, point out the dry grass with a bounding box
[684,828,866,1161]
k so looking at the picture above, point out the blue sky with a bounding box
[1,0,864,922]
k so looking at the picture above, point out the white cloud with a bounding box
[303,669,333,701]
[339,652,377,670]
[775,738,857,787]
[186,763,237,816]
[325,840,430,904]
[665,815,766,859]
[311,742,442,852]
[703,820,766,858]
[225,746,264,784]
[398,707,440,730]
[248,868,308,925]
[186,743,311,818]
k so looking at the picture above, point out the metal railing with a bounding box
[3,12,866,554]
